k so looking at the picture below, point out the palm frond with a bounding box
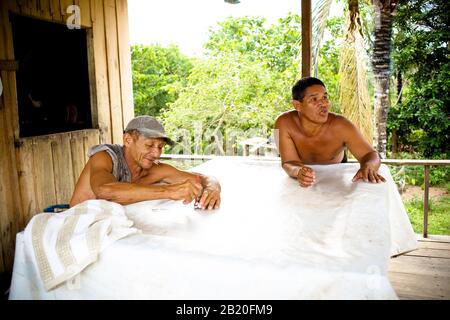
[347,0,363,36]
[338,19,373,144]
[311,0,333,77]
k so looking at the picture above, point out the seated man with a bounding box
[70,116,221,209]
[275,77,386,187]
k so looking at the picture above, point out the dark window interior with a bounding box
[11,14,92,137]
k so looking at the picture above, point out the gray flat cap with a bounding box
[124,116,175,146]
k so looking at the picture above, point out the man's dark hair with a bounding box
[292,77,326,101]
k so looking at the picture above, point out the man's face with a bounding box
[127,134,166,169]
[294,84,330,124]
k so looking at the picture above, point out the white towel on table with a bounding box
[23,199,139,291]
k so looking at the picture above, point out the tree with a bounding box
[204,14,302,73]
[388,0,450,157]
[131,44,193,116]
[205,13,342,110]
[312,0,373,142]
[371,0,398,159]
[160,55,293,155]
[159,13,348,155]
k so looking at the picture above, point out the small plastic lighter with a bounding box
[194,175,203,210]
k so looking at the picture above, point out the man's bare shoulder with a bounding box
[329,113,354,129]
[89,151,113,170]
[275,110,297,127]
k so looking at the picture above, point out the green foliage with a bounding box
[131,44,193,116]
[388,0,450,158]
[405,196,450,235]
[318,16,345,113]
[204,13,301,73]
[158,13,343,155]
[160,54,293,154]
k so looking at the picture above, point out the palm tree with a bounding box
[371,0,398,158]
[311,0,398,157]
[312,0,373,143]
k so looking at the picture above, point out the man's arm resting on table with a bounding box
[159,164,221,209]
[282,161,303,179]
[90,152,201,205]
[340,118,385,183]
[351,150,386,183]
[275,117,315,187]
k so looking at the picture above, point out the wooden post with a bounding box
[301,0,311,77]
[423,165,430,238]
[244,144,249,157]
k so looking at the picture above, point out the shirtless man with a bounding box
[70,116,221,209]
[275,77,385,187]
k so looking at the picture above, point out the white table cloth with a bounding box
[9,157,417,299]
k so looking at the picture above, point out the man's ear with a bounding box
[123,133,133,146]
[292,100,302,112]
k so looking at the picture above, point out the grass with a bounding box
[404,195,450,235]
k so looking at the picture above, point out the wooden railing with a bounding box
[161,155,450,238]
[376,159,450,238]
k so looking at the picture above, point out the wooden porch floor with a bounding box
[388,235,450,300]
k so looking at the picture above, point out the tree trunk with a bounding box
[372,0,397,159]
[397,69,402,104]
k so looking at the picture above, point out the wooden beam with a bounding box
[301,0,311,78]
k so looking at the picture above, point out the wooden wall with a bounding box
[0,0,134,274]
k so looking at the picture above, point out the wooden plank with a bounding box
[91,0,112,143]
[86,28,98,130]
[50,134,75,205]
[15,138,39,226]
[301,0,311,77]
[32,136,57,212]
[60,0,74,18]
[104,0,123,144]
[0,114,11,274]
[38,0,46,17]
[0,9,11,273]
[70,131,87,185]
[39,0,53,21]
[388,271,450,300]
[116,0,134,127]
[78,0,91,27]
[30,0,41,17]
[0,0,22,273]
[418,234,450,243]
[1,9,20,140]
[389,256,450,277]
[89,0,95,23]
[0,100,16,275]
[405,248,450,259]
[18,0,32,16]
[381,159,450,166]
[9,0,22,15]
[417,241,450,250]
[83,129,100,163]
[49,0,62,22]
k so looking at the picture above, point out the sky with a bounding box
[127,0,306,57]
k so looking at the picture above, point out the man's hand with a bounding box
[169,179,203,204]
[352,165,386,183]
[296,165,316,187]
[197,187,221,210]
